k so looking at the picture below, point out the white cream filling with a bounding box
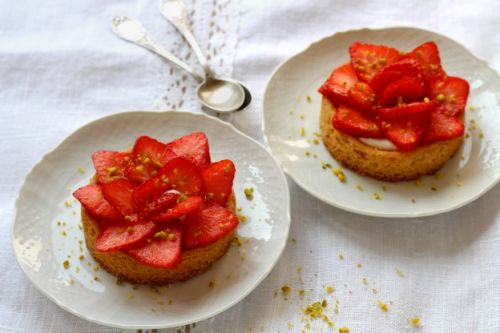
[359,138,398,151]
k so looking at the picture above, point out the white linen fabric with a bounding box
[1,0,499,332]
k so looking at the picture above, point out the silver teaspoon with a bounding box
[158,0,252,112]
[112,16,247,113]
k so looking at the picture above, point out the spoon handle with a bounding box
[159,0,213,77]
[111,16,203,82]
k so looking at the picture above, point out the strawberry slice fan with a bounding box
[319,41,470,150]
[73,132,238,269]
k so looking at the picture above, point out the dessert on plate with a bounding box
[73,132,239,284]
[319,41,469,181]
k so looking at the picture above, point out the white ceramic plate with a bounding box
[12,111,290,329]
[263,26,500,218]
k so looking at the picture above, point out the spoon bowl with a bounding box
[197,77,246,113]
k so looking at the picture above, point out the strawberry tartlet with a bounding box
[73,132,239,284]
[319,41,469,181]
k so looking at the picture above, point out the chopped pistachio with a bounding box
[304,301,324,318]
[281,285,291,294]
[244,187,254,199]
[378,300,389,312]
[63,260,70,269]
[409,316,421,327]
[332,168,346,183]
[339,327,350,333]
[436,93,445,102]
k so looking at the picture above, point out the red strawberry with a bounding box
[141,191,180,217]
[166,132,211,167]
[131,156,202,211]
[156,156,203,196]
[92,151,130,184]
[430,76,469,116]
[152,196,203,223]
[127,223,182,268]
[369,58,424,93]
[125,136,169,183]
[349,42,402,82]
[423,106,465,143]
[73,184,122,223]
[201,160,236,205]
[379,77,425,106]
[332,104,384,138]
[101,179,137,221]
[347,82,377,112]
[183,202,239,248]
[96,221,156,252]
[380,113,428,150]
[318,63,358,105]
[132,176,171,211]
[404,41,446,80]
[378,101,437,119]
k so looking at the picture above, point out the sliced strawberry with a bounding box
[429,76,469,117]
[141,191,180,217]
[332,104,384,138]
[132,177,172,211]
[166,132,211,167]
[349,42,402,82]
[183,202,239,248]
[156,156,203,196]
[96,221,156,252]
[127,223,182,268]
[73,184,122,223]
[201,160,235,205]
[380,113,428,150]
[369,58,424,93]
[101,179,137,221]
[404,41,446,80]
[152,196,203,223]
[125,136,167,183]
[132,136,167,165]
[379,77,426,106]
[378,101,437,119]
[318,63,358,105]
[124,163,152,183]
[92,151,130,184]
[423,106,465,143]
[347,82,377,112]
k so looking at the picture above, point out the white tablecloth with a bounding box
[1,0,499,332]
